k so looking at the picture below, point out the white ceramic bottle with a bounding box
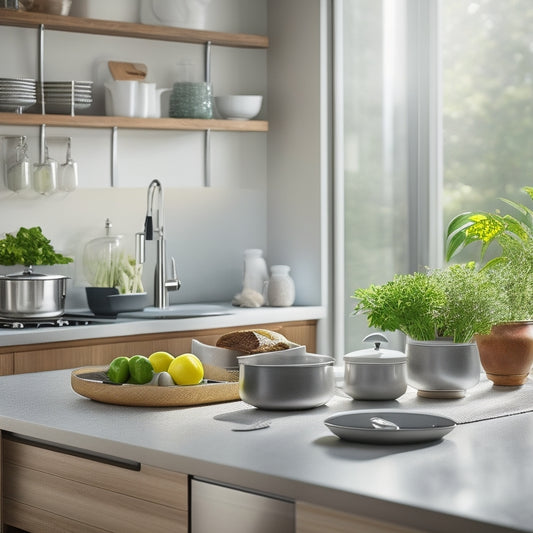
[242,249,269,294]
[267,265,295,307]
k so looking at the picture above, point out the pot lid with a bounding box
[344,333,406,364]
[0,269,68,281]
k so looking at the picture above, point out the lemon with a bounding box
[128,355,154,384]
[148,351,175,373]
[168,353,204,385]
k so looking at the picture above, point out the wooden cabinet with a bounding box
[2,434,187,533]
[295,502,425,533]
[0,320,317,375]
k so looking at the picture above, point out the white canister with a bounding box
[242,249,268,294]
[267,265,295,307]
[140,0,211,29]
[70,0,140,22]
[104,80,138,117]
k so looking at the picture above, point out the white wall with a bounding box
[267,0,331,351]
[0,0,270,308]
[0,0,329,332]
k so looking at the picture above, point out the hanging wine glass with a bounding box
[4,136,30,192]
[59,137,78,192]
[33,144,57,195]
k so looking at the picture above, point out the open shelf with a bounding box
[0,112,268,132]
[0,8,269,48]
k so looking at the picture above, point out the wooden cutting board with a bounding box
[108,61,148,81]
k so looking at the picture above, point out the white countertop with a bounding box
[0,368,531,533]
[0,303,325,347]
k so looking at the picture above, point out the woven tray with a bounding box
[71,366,240,407]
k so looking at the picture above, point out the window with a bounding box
[336,0,533,354]
[441,0,533,245]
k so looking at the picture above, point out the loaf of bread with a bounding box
[216,329,293,354]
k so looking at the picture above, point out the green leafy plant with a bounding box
[353,263,505,343]
[481,238,533,322]
[446,186,533,266]
[0,226,73,267]
[446,185,533,322]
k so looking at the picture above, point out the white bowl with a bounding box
[215,95,263,120]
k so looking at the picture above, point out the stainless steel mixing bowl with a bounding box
[237,352,335,410]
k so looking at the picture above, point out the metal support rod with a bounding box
[39,124,46,164]
[205,40,212,83]
[38,24,46,162]
[204,41,212,187]
[38,24,45,115]
[111,126,118,187]
[204,129,211,187]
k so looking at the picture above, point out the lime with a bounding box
[107,356,130,383]
[128,355,154,384]
[168,353,204,385]
[148,351,175,373]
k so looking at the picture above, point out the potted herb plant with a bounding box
[0,226,73,319]
[353,263,505,397]
[446,187,533,385]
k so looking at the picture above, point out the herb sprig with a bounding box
[0,226,73,267]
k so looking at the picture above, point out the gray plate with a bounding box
[324,410,456,444]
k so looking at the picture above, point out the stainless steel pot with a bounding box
[237,352,335,410]
[0,269,69,318]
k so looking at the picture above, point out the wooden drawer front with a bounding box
[191,321,317,354]
[13,337,194,374]
[296,501,424,533]
[3,439,187,533]
[0,352,13,375]
[12,320,317,374]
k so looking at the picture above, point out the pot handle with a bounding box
[362,333,389,348]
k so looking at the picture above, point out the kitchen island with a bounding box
[0,369,531,533]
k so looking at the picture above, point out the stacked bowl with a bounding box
[0,78,37,113]
[37,81,93,114]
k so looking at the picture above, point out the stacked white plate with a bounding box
[0,78,37,113]
[36,81,93,114]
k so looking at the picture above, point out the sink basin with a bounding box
[117,304,233,319]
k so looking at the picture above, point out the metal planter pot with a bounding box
[0,269,69,319]
[406,338,480,399]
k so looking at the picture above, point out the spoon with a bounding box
[231,419,271,432]
[370,416,400,431]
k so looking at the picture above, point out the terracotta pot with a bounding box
[475,321,533,386]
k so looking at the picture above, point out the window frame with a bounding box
[332,0,443,356]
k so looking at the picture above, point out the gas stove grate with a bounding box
[0,316,94,329]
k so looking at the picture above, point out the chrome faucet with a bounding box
[136,179,181,308]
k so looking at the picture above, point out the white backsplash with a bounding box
[0,0,269,308]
